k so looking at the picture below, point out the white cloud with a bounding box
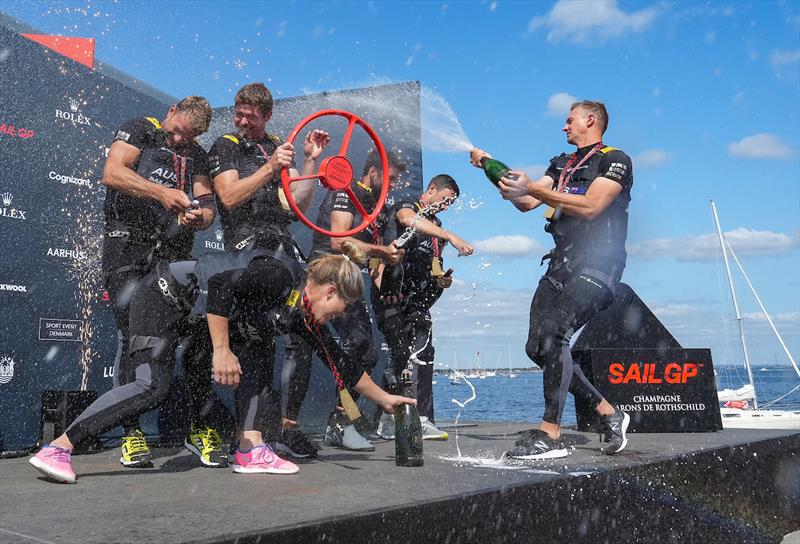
[473,235,544,257]
[651,303,700,319]
[770,49,800,67]
[634,148,671,168]
[743,312,800,322]
[728,133,794,160]
[529,0,658,44]
[628,228,800,261]
[546,92,576,117]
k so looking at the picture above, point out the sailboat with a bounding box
[485,353,498,378]
[449,352,465,385]
[507,345,517,378]
[711,200,800,430]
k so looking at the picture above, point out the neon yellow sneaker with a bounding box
[185,424,229,468]
[120,429,153,467]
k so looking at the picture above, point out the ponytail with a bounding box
[306,240,367,302]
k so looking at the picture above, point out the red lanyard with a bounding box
[556,142,603,193]
[255,143,271,162]
[170,152,187,191]
[302,294,345,392]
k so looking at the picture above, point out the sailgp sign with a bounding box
[574,348,722,432]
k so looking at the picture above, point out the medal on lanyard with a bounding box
[543,143,603,219]
[302,295,362,421]
[430,237,444,277]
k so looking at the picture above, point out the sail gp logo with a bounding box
[608,362,702,384]
[0,192,27,220]
[0,355,14,384]
[55,97,92,127]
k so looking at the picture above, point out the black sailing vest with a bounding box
[216,133,295,250]
[544,146,630,281]
[103,116,198,262]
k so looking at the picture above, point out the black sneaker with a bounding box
[600,409,630,455]
[274,427,318,459]
[506,429,569,460]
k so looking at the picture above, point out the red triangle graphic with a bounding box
[22,34,95,69]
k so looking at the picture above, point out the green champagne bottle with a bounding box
[394,378,423,467]
[480,157,511,187]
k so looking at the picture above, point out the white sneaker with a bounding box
[420,416,449,440]
[377,412,395,439]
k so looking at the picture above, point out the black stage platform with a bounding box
[1,422,798,544]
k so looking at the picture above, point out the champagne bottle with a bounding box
[480,157,512,187]
[394,377,423,467]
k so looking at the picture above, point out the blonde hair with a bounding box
[307,240,367,303]
[175,96,212,133]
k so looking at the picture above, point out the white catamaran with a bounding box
[711,200,800,429]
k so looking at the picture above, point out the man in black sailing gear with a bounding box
[101,96,216,468]
[470,99,633,459]
[205,82,330,459]
[374,174,473,442]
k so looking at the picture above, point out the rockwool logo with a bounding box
[0,283,27,293]
[0,355,14,384]
[55,97,92,127]
[49,171,92,188]
[0,192,27,220]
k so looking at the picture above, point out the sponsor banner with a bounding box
[46,247,88,260]
[0,122,35,139]
[0,192,28,220]
[0,355,15,384]
[54,97,93,127]
[48,171,92,189]
[575,348,722,432]
[0,283,27,293]
[39,318,83,342]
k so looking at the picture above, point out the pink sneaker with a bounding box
[232,444,299,474]
[29,444,76,484]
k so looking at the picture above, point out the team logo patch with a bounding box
[606,162,627,181]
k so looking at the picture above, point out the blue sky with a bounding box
[4,0,799,371]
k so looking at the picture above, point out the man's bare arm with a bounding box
[102,140,190,212]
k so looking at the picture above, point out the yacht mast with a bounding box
[710,200,757,408]
[724,239,800,378]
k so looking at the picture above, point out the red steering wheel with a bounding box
[281,109,390,238]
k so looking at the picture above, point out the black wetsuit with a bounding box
[283,183,384,421]
[206,131,298,424]
[527,143,633,424]
[373,197,446,421]
[65,249,363,446]
[102,117,210,431]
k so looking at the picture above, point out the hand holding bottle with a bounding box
[380,240,405,266]
[498,170,534,201]
[470,148,491,167]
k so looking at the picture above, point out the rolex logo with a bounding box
[0,355,14,384]
[1,193,11,206]
[69,98,80,112]
[215,229,223,241]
